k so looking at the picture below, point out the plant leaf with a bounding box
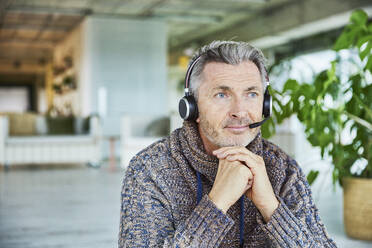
[350,9,368,26]
[307,170,319,185]
[333,31,351,51]
[283,79,300,93]
[365,56,372,73]
[368,23,372,33]
[359,41,372,61]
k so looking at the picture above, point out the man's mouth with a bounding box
[224,125,249,133]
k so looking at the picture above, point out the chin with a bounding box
[216,134,255,148]
[223,130,256,146]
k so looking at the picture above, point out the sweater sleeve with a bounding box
[118,159,235,248]
[256,159,337,247]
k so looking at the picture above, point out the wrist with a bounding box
[258,197,279,223]
[208,193,229,214]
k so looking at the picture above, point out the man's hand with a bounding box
[208,159,253,214]
[213,147,279,223]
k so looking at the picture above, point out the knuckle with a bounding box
[238,165,249,173]
[232,161,242,167]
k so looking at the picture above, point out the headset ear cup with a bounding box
[188,95,198,121]
[262,88,272,118]
[179,95,198,121]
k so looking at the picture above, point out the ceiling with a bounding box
[0,0,371,66]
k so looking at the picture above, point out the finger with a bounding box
[214,147,246,158]
[244,173,254,191]
[226,154,260,174]
[247,177,253,187]
[244,181,252,191]
[215,148,264,169]
[213,145,254,155]
[226,154,252,170]
[226,153,247,162]
[217,147,256,159]
[225,146,255,156]
[212,146,235,155]
[231,149,263,164]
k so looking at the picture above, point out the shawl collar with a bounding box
[178,121,265,184]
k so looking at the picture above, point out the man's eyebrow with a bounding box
[212,86,231,91]
[211,85,259,91]
[244,86,259,91]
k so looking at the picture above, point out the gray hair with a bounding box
[188,40,268,100]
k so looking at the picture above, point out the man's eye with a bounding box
[248,92,258,98]
[215,93,227,98]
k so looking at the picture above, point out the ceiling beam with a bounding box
[0,62,46,74]
[139,0,168,17]
[170,0,372,51]
[219,0,267,3]
[0,41,54,49]
[0,43,53,64]
[0,39,56,47]
[1,23,70,32]
[6,4,222,24]
[32,14,59,42]
[6,5,90,16]
[160,14,221,24]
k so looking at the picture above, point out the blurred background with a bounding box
[0,0,372,247]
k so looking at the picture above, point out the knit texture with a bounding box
[119,121,337,247]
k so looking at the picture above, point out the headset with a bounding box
[178,54,272,128]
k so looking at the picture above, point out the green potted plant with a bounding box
[262,9,372,240]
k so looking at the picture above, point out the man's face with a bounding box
[196,61,264,149]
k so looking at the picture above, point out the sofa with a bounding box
[0,113,102,168]
[120,115,171,169]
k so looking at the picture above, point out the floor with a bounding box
[0,166,123,248]
[0,165,371,248]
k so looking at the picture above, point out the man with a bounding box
[119,41,337,247]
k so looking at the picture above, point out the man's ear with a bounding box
[196,117,200,123]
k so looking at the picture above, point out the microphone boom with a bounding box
[249,118,268,129]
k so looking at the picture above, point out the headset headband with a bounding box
[264,68,270,86]
[184,56,202,94]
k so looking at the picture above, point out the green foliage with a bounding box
[307,170,320,185]
[262,9,372,186]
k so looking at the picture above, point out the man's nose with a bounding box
[229,98,247,119]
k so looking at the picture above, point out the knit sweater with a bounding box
[119,121,337,247]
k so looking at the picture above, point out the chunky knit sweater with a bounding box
[119,121,337,247]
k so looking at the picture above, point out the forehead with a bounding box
[200,61,262,89]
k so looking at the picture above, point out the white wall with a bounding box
[80,17,167,136]
[0,87,29,112]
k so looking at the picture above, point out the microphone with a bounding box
[249,118,269,129]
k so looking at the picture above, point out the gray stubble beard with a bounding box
[198,114,258,148]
